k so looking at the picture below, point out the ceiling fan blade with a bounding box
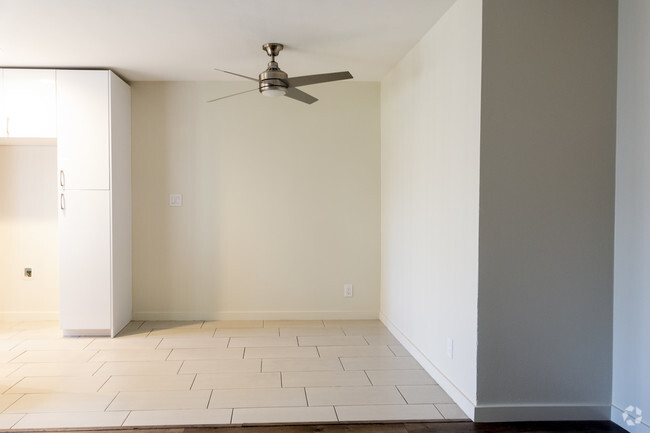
[285,87,318,104]
[285,71,353,88]
[214,68,260,82]
[207,88,258,103]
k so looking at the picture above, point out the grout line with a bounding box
[333,405,340,421]
[92,361,106,376]
[121,410,132,426]
[9,413,26,429]
[363,369,373,386]
[394,384,409,405]
[81,338,94,350]
[6,350,24,363]
[206,389,213,409]
[229,407,234,424]
[189,373,198,390]
[97,374,112,392]
[104,390,120,412]
[303,387,309,407]
[4,377,23,394]
[432,403,448,420]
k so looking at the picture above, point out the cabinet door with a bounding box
[56,70,110,190]
[3,69,56,138]
[58,189,111,332]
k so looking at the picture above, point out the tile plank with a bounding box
[209,388,306,408]
[124,409,232,426]
[336,404,443,422]
[193,372,280,389]
[307,386,405,406]
[233,406,337,423]
[108,390,211,411]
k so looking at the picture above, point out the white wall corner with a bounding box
[380,313,476,421]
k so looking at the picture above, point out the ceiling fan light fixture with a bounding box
[261,86,287,97]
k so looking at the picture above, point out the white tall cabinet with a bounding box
[56,70,132,337]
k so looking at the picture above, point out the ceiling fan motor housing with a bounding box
[259,61,289,95]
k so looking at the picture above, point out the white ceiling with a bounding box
[0,0,454,83]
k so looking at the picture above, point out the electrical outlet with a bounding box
[446,338,454,360]
[344,284,353,297]
[169,194,183,207]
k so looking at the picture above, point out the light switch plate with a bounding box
[169,194,183,207]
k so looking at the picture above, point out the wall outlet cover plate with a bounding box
[169,194,183,206]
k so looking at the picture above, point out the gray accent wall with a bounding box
[476,0,617,420]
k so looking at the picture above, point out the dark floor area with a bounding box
[17,421,627,433]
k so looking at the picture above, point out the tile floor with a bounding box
[0,319,468,429]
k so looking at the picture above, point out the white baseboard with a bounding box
[132,310,379,321]
[474,404,611,422]
[0,311,59,321]
[379,312,477,421]
[62,329,110,337]
[612,404,650,433]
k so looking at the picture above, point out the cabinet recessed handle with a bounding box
[60,170,65,187]
[60,193,65,210]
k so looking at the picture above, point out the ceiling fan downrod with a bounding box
[259,43,288,97]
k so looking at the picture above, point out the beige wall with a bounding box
[380,0,482,416]
[131,81,380,320]
[0,145,59,319]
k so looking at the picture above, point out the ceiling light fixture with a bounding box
[261,86,287,97]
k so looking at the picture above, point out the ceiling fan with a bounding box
[208,43,353,105]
